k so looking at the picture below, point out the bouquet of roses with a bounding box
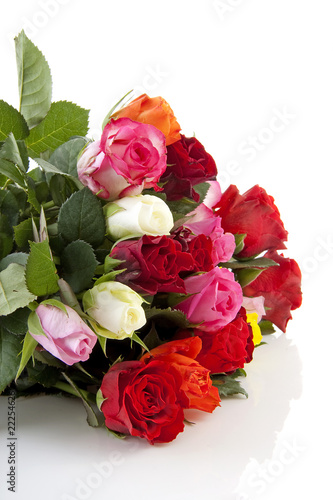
[0,31,302,444]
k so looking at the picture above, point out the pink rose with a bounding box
[77,140,138,200]
[30,304,97,365]
[175,267,243,332]
[77,118,167,201]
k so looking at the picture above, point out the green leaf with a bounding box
[0,100,29,141]
[16,332,38,381]
[259,320,276,335]
[27,309,46,337]
[27,360,61,387]
[212,373,248,398]
[0,133,27,172]
[144,306,189,328]
[0,307,30,336]
[221,257,279,270]
[0,263,36,316]
[49,174,78,206]
[13,219,36,248]
[0,215,13,259]
[25,239,59,296]
[192,182,210,203]
[0,189,20,228]
[233,234,246,255]
[61,240,98,293]
[94,269,125,286]
[0,158,26,187]
[58,188,105,248]
[0,325,22,393]
[131,332,150,353]
[234,268,265,288]
[49,136,88,178]
[26,101,89,157]
[15,30,52,129]
[0,252,28,272]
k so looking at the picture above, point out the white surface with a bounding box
[0,1,332,499]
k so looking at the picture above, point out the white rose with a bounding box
[105,194,174,240]
[82,282,146,340]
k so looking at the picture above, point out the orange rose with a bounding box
[113,94,181,146]
[141,337,220,413]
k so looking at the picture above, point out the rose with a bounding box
[175,267,243,332]
[99,359,187,444]
[29,304,97,366]
[141,337,220,413]
[179,204,236,265]
[191,308,254,374]
[214,184,288,258]
[77,117,167,201]
[82,282,146,339]
[111,235,194,294]
[160,135,217,201]
[105,194,174,240]
[243,250,302,332]
[112,94,181,146]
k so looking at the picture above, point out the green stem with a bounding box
[42,200,55,210]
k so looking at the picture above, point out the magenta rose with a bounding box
[29,304,97,365]
[77,118,167,201]
[175,267,243,332]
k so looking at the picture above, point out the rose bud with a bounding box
[112,94,181,146]
[105,194,174,241]
[82,282,146,340]
[29,303,97,366]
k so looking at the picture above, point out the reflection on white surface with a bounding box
[0,334,303,500]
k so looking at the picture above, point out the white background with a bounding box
[0,1,332,499]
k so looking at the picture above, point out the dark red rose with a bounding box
[176,308,254,374]
[214,184,288,258]
[100,360,188,444]
[160,134,217,201]
[243,250,302,332]
[173,228,214,273]
[111,235,194,294]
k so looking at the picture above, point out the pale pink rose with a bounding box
[184,204,235,264]
[242,296,266,322]
[30,304,97,365]
[175,267,243,332]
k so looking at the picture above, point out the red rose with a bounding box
[100,359,188,444]
[178,308,254,374]
[214,184,288,258]
[141,337,220,413]
[243,250,302,332]
[160,135,217,201]
[111,235,194,294]
[174,228,214,273]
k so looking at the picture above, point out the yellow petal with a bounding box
[246,312,263,346]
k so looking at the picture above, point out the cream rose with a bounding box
[105,194,174,240]
[82,282,146,340]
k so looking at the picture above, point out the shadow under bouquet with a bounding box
[0,31,302,444]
